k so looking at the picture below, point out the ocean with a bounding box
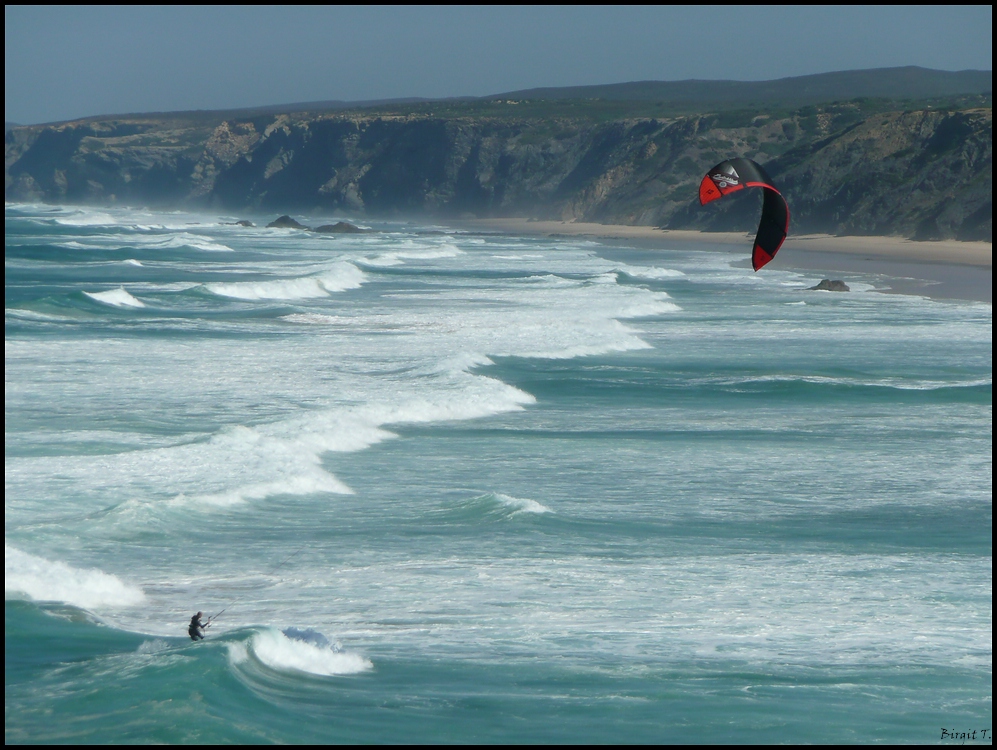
[5,203,992,743]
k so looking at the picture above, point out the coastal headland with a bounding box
[6,67,991,300]
[6,68,992,244]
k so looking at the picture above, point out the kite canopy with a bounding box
[698,158,790,271]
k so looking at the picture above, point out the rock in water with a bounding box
[809,279,850,291]
[312,222,365,233]
[235,220,255,227]
[267,215,308,229]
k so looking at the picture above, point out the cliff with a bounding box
[5,82,992,241]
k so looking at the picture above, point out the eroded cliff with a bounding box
[5,98,992,241]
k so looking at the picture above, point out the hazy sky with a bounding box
[5,6,993,124]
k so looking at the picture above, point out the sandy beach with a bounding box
[453,219,993,303]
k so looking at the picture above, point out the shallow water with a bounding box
[5,203,992,743]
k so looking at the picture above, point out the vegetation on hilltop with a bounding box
[489,66,992,106]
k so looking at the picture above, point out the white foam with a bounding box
[361,241,464,266]
[492,493,552,515]
[249,628,372,676]
[7,374,528,514]
[124,259,144,267]
[7,217,687,524]
[206,264,364,300]
[357,255,403,267]
[5,545,146,609]
[613,298,681,318]
[137,639,171,654]
[143,377,534,507]
[207,277,330,300]
[521,273,579,288]
[733,373,993,391]
[154,233,233,252]
[316,264,366,292]
[84,288,145,307]
[59,232,231,253]
[175,472,355,507]
[6,308,71,322]
[53,210,117,226]
[620,265,686,279]
[227,641,250,665]
[280,313,349,325]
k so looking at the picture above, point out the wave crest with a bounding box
[444,492,554,522]
[83,288,145,307]
[249,628,372,676]
[4,545,146,609]
[619,265,686,279]
[205,264,364,300]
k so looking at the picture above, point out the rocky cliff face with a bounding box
[5,102,992,241]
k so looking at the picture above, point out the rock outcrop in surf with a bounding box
[267,215,308,229]
[312,222,364,233]
[809,279,850,291]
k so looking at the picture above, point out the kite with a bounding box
[699,158,790,271]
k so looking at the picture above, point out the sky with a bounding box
[5,5,993,125]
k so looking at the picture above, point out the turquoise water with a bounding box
[5,203,992,743]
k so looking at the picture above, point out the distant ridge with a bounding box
[37,66,995,127]
[67,97,441,126]
[491,67,992,105]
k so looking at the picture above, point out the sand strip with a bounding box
[452,219,992,303]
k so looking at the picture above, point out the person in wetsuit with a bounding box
[188,611,208,641]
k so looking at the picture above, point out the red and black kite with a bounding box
[699,158,789,271]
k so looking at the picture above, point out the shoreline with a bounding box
[451,219,992,303]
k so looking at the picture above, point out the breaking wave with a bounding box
[490,492,552,515]
[441,492,554,523]
[83,288,145,307]
[228,628,372,676]
[205,264,364,300]
[150,234,234,252]
[5,545,146,609]
[359,242,463,267]
[53,210,118,226]
[618,265,686,279]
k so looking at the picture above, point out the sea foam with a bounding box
[152,233,234,252]
[619,264,686,279]
[4,545,146,609]
[53,210,117,226]
[83,288,145,307]
[206,264,364,300]
[280,313,349,325]
[492,493,552,514]
[249,628,372,676]
[359,241,464,267]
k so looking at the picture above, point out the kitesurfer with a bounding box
[188,611,208,641]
